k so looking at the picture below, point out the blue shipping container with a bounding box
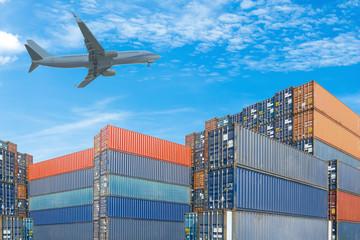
[29,187,93,211]
[275,86,293,117]
[258,97,275,125]
[185,212,197,240]
[30,205,93,225]
[17,152,26,169]
[34,223,93,240]
[100,150,190,186]
[104,174,190,204]
[195,131,205,151]
[2,216,23,240]
[208,124,328,189]
[217,115,233,128]
[337,221,360,240]
[0,182,16,215]
[17,199,27,213]
[207,167,328,219]
[100,196,190,222]
[258,122,275,139]
[242,104,258,128]
[0,140,8,150]
[29,168,94,197]
[193,189,206,207]
[329,160,360,195]
[194,150,207,172]
[16,167,26,185]
[23,218,34,240]
[231,112,242,125]
[293,138,360,169]
[274,114,293,142]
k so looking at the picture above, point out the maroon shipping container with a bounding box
[329,190,360,223]
[205,118,218,161]
[24,153,33,166]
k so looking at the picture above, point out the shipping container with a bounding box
[99,150,190,186]
[231,112,242,125]
[242,104,258,128]
[193,189,206,208]
[93,220,99,240]
[29,187,93,211]
[258,97,275,125]
[275,86,293,117]
[16,167,26,185]
[185,132,196,150]
[30,205,92,225]
[258,122,275,139]
[198,210,329,240]
[274,114,293,142]
[24,153,33,167]
[294,138,360,169]
[34,222,92,240]
[293,81,360,136]
[185,212,197,240]
[217,115,233,128]
[293,109,360,159]
[0,216,23,240]
[194,150,207,172]
[99,174,190,204]
[194,171,205,190]
[195,131,205,151]
[329,160,360,195]
[29,168,94,197]
[329,191,360,223]
[23,218,34,240]
[17,199,27,213]
[17,184,26,199]
[0,149,15,183]
[205,118,219,161]
[208,124,328,189]
[99,196,190,221]
[28,148,94,181]
[94,134,101,158]
[336,221,360,240]
[207,167,328,219]
[0,182,16,215]
[6,142,17,154]
[17,153,26,169]
[0,140,8,150]
[100,125,191,167]
[100,218,184,240]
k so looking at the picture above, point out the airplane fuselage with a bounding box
[34,50,160,69]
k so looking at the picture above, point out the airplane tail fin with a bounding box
[24,40,52,73]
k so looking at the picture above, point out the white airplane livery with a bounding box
[25,13,161,88]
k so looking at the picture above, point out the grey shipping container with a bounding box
[329,160,360,196]
[198,210,329,240]
[294,138,360,169]
[17,199,27,213]
[208,124,328,189]
[258,122,275,139]
[34,222,93,240]
[336,221,360,240]
[29,168,94,197]
[100,150,190,186]
[100,218,185,240]
[0,216,23,240]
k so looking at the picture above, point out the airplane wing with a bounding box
[72,13,105,59]
[74,66,110,88]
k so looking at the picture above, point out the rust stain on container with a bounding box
[194,171,205,190]
[28,148,94,181]
[17,184,27,199]
[293,109,360,159]
[294,80,360,136]
[100,125,191,167]
[336,191,360,223]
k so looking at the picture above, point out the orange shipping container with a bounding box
[194,171,205,190]
[94,134,100,158]
[294,81,360,136]
[28,148,94,181]
[17,184,27,199]
[18,213,26,218]
[193,207,204,212]
[293,109,360,159]
[330,191,360,223]
[100,125,191,167]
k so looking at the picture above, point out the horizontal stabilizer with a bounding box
[28,63,39,73]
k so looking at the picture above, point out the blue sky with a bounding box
[0,0,359,162]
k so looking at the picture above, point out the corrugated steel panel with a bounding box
[185,213,198,240]
[100,125,191,167]
[185,132,196,150]
[194,171,205,190]
[6,142,17,154]
[24,153,33,167]
[29,205,92,225]
[29,168,94,197]
[231,112,242,125]
[208,124,328,189]
[105,174,190,204]
[100,150,190,186]
[294,138,360,169]
[207,167,328,219]
[195,131,205,151]
[274,114,293,142]
[337,221,360,240]
[198,210,328,240]
[194,150,207,172]
[29,188,93,211]
[275,86,293,117]
[336,191,360,223]
[242,104,258,128]
[0,182,16,215]
[28,148,94,181]
[101,196,190,222]
[17,184,26,199]
[23,218,34,240]
[94,134,101,158]
[34,223,92,240]
[294,81,360,136]
[17,199,27,213]
[0,149,15,183]
[258,97,275,125]
[293,109,359,159]
[329,160,360,195]
[101,218,185,240]
[0,140,8,150]
[217,115,233,128]
[258,122,275,139]
[16,167,26,185]
[193,189,206,208]
[1,216,23,240]
[17,152,26,169]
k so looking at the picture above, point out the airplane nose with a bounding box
[155,54,161,60]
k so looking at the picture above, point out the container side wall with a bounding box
[338,221,360,240]
[337,191,360,223]
[34,223,93,240]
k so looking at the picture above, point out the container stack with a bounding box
[328,160,360,239]
[185,124,330,239]
[94,125,192,240]
[28,149,94,240]
[192,131,206,211]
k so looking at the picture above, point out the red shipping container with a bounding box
[24,153,33,166]
[28,148,94,181]
[6,141,17,154]
[185,132,196,150]
[100,125,191,167]
[330,191,360,223]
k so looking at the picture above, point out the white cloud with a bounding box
[338,0,360,8]
[0,56,17,65]
[0,0,8,3]
[0,31,23,54]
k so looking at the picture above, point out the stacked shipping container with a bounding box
[29,148,94,240]
[94,125,191,240]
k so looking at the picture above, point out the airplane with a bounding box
[24,13,161,88]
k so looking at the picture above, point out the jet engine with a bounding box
[104,50,118,58]
[101,69,116,76]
